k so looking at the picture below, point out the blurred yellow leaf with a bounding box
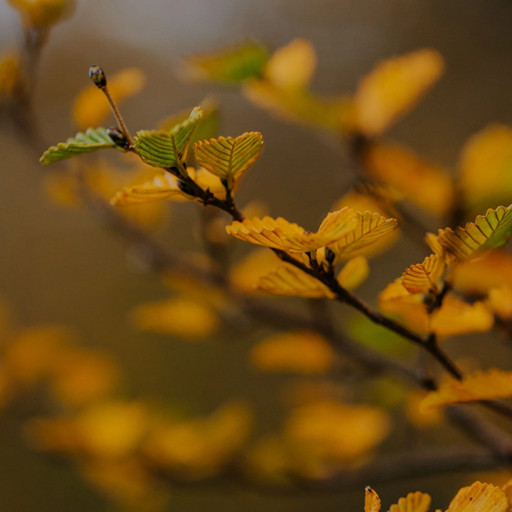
[337,256,370,290]
[264,38,317,90]
[389,492,432,512]
[258,265,334,298]
[73,68,146,130]
[447,482,508,512]
[363,142,454,215]
[405,390,444,428]
[7,0,75,27]
[422,370,512,411]
[437,205,512,260]
[229,248,283,294]
[450,251,512,295]
[145,401,252,480]
[0,51,21,98]
[486,286,512,320]
[250,331,336,374]
[401,254,445,294]
[193,132,263,188]
[131,297,220,340]
[243,80,350,131]
[227,208,357,253]
[284,400,391,475]
[459,124,512,209]
[328,210,397,262]
[243,435,291,484]
[348,49,444,137]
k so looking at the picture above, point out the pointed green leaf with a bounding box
[193,132,263,187]
[134,107,203,169]
[40,127,118,165]
[438,204,512,260]
[185,41,269,83]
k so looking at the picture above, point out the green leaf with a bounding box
[40,127,118,165]
[185,41,269,83]
[134,107,203,170]
[437,204,512,260]
[193,132,263,187]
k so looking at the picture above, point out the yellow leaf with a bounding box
[437,205,512,260]
[366,488,382,512]
[328,210,397,262]
[379,279,429,335]
[405,390,444,428]
[459,124,512,208]
[226,208,357,253]
[264,38,317,90]
[388,492,432,512]
[131,297,220,339]
[337,256,369,290]
[447,482,508,512]
[258,265,334,298]
[363,142,454,215]
[284,400,391,465]
[402,254,445,294]
[145,401,252,480]
[450,251,512,295]
[229,249,283,294]
[73,68,146,130]
[193,132,263,188]
[243,80,350,131]
[422,370,512,411]
[250,331,336,374]
[486,286,512,320]
[430,295,493,338]
[348,49,444,137]
[7,0,75,27]
[0,51,21,98]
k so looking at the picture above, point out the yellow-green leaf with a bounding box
[328,211,397,262]
[134,107,203,170]
[40,127,118,165]
[258,265,334,298]
[184,41,269,83]
[437,205,512,260]
[193,132,263,187]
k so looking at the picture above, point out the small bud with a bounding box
[177,179,196,197]
[107,126,131,149]
[325,247,336,265]
[89,65,107,88]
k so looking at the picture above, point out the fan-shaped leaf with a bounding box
[348,49,444,137]
[447,483,508,512]
[365,488,382,512]
[388,492,431,512]
[193,132,263,187]
[437,205,512,260]
[184,41,269,83]
[134,107,203,170]
[329,211,397,262]
[40,128,118,165]
[257,265,334,298]
[401,254,445,294]
[421,369,512,411]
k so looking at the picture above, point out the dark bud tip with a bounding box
[176,179,196,197]
[325,247,335,265]
[107,126,130,149]
[89,65,107,88]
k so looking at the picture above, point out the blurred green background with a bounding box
[1,0,512,511]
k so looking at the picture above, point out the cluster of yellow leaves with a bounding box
[245,399,390,481]
[364,482,510,512]
[6,0,75,28]
[421,369,512,411]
